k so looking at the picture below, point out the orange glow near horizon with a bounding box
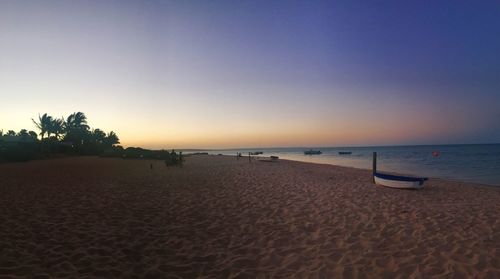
[112,104,488,149]
[1,90,496,150]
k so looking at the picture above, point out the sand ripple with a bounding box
[1,156,500,277]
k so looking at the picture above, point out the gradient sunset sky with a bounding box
[1,1,499,149]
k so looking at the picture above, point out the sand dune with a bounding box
[1,156,499,278]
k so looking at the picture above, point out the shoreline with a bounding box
[2,153,499,188]
[204,144,500,187]
[241,154,500,189]
[2,153,500,188]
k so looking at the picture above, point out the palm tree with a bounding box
[66,112,89,131]
[32,113,53,139]
[92,129,107,144]
[64,112,91,152]
[50,118,65,140]
[103,131,120,147]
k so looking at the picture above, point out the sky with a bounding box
[1,0,499,149]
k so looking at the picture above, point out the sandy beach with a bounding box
[1,155,500,278]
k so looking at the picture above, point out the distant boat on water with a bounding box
[208,144,500,186]
[304,149,322,155]
[338,151,352,155]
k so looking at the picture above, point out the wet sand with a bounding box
[1,156,499,278]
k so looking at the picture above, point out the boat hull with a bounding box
[374,172,427,189]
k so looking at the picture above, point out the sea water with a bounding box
[208,144,500,186]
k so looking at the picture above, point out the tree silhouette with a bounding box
[64,112,90,150]
[50,118,65,140]
[28,131,38,140]
[32,113,53,140]
[104,131,120,147]
[66,112,89,131]
[17,129,29,139]
[92,129,106,144]
[2,111,127,161]
[16,129,37,142]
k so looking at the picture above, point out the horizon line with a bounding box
[129,142,500,151]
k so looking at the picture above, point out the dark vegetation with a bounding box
[103,147,183,166]
[1,112,182,165]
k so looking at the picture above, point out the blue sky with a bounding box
[1,0,499,148]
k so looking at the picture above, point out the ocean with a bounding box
[207,144,500,186]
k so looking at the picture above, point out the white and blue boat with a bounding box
[372,152,428,189]
[374,172,428,189]
[304,149,322,155]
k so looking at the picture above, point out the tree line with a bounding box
[1,112,183,166]
[1,112,119,161]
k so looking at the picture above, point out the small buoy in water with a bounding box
[432,151,440,157]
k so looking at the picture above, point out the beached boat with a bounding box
[259,156,279,162]
[372,151,428,189]
[338,151,352,155]
[374,172,428,189]
[304,150,322,155]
